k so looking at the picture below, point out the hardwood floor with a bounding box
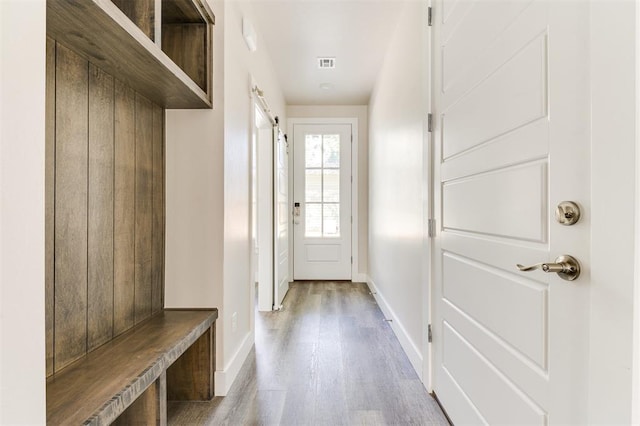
[168,281,449,425]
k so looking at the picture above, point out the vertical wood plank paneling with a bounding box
[45,37,56,377]
[54,44,89,372]
[88,64,115,351]
[114,80,136,335]
[151,104,164,313]
[48,41,167,371]
[135,94,153,323]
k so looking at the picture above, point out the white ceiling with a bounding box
[248,0,407,105]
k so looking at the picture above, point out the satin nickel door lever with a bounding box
[517,255,581,281]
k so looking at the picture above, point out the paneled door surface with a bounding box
[432,1,591,424]
[293,123,352,280]
[273,127,289,307]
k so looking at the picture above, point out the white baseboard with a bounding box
[367,276,424,380]
[214,331,254,396]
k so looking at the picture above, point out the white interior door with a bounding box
[293,123,352,280]
[273,127,289,307]
[432,1,591,424]
[256,109,274,312]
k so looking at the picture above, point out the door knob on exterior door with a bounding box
[293,202,301,224]
[516,255,581,281]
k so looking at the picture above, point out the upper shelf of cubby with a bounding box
[47,0,214,109]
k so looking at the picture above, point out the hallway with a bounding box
[168,282,448,425]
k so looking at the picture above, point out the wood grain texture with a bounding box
[54,43,89,372]
[167,325,213,400]
[162,0,204,23]
[161,24,206,90]
[135,94,153,324]
[168,283,449,426]
[88,63,115,351]
[47,310,217,425]
[45,37,56,378]
[204,22,212,98]
[48,40,168,376]
[162,105,167,308]
[112,373,166,426]
[151,104,164,314]
[47,0,211,108]
[114,80,137,336]
[111,0,156,41]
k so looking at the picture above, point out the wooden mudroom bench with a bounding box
[46,309,217,425]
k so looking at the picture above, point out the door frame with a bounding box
[422,0,433,390]
[427,1,640,422]
[287,117,359,282]
[589,1,640,422]
[635,3,640,421]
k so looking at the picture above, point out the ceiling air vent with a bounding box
[318,57,336,69]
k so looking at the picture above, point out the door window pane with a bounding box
[323,135,340,168]
[305,203,322,237]
[303,132,341,238]
[323,169,339,202]
[305,170,322,202]
[305,135,322,168]
[323,203,340,237]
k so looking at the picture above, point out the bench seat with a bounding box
[47,309,217,425]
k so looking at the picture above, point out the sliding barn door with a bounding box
[273,127,289,307]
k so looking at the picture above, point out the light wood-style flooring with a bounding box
[168,281,449,425]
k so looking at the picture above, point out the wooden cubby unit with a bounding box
[47,0,214,109]
[161,0,211,93]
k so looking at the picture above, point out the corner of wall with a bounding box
[0,0,47,423]
[214,330,254,396]
[632,2,640,423]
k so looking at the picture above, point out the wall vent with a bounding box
[317,57,336,69]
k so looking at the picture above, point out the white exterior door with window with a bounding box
[432,0,592,424]
[293,123,352,280]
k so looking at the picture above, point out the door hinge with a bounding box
[428,218,436,237]
[428,324,433,343]
[427,113,433,132]
[428,7,433,26]
[351,256,353,264]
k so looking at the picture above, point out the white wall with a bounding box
[286,105,369,281]
[367,1,427,377]
[165,0,286,395]
[165,0,226,385]
[0,0,47,423]
[220,1,286,394]
[635,4,640,422]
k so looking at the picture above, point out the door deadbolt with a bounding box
[555,201,581,226]
[516,255,581,281]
